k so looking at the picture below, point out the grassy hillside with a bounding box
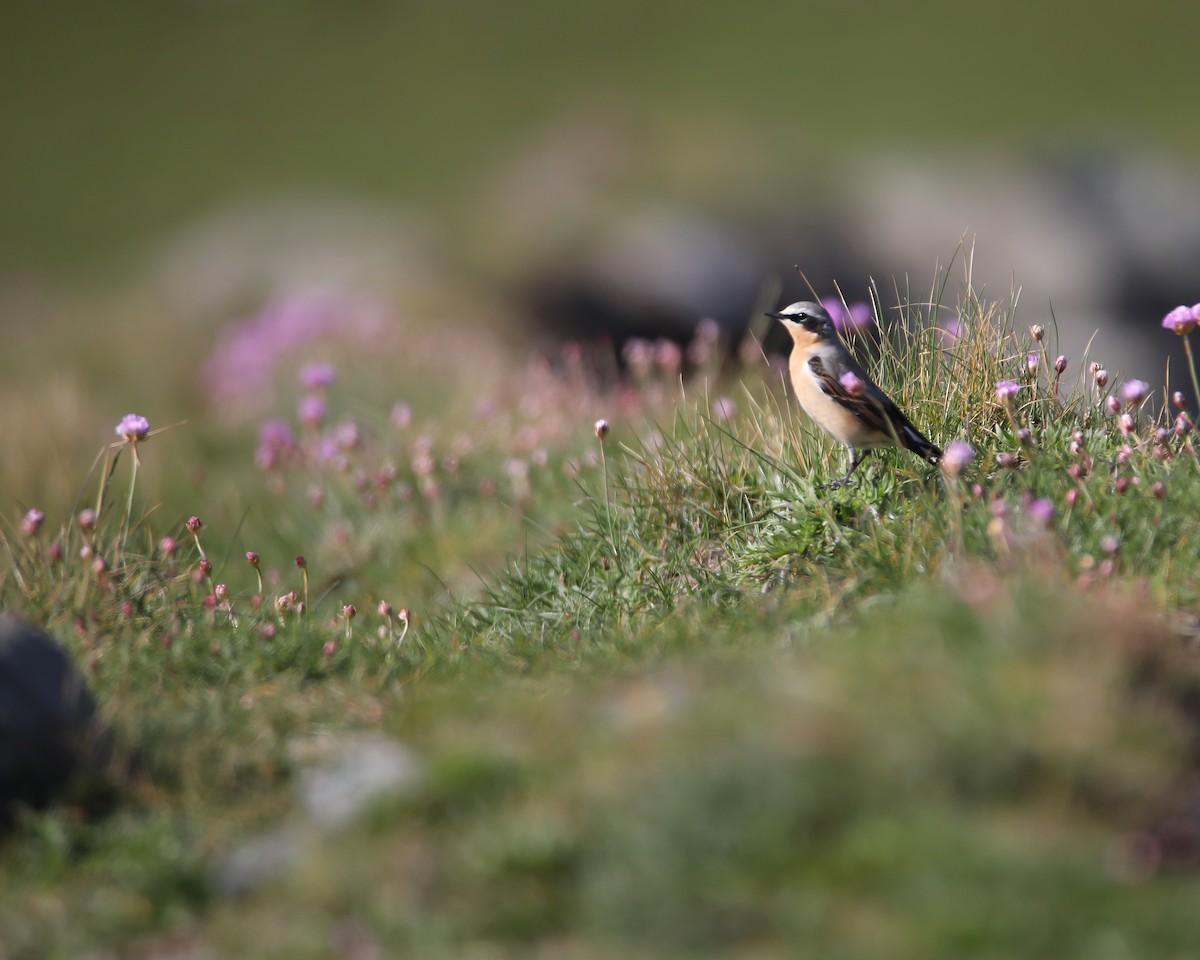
[3,270,1200,957]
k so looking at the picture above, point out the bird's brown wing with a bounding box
[807,356,942,463]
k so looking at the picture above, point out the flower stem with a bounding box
[1183,334,1200,412]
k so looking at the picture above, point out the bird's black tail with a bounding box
[900,423,942,465]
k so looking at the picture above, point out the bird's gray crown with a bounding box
[765,301,835,335]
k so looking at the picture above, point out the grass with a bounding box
[3,266,1200,957]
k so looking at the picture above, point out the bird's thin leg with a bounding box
[827,448,866,490]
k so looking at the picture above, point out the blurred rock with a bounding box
[523,206,765,347]
[520,147,1200,396]
[153,196,441,322]
[294,733,422,830]
[0,614,112,819]
[214,734,422,897]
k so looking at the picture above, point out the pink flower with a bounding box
[594,419,610,440]
[1120,379,1150,407]
[1054,355,1069,375]
[21,508,45,536]
[299,361,337,390]
[115,414,150,442]
[1026,354,1039,375]
[996,380,1021,402]
[1162,305,1197,335]
[941,440,975,475]
[821,297,874,331]
[297,394,327,427]
[839,371,865,396]
[1026,498,1055,528]
[710,397,738,420]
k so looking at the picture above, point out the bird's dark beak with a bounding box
[764,310,785,321]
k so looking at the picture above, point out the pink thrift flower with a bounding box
[1054,355,1069,375]
[1120,379,1150,407]
[1162,305,1197,335]
[839,371,865,396]
[996,380,1021,402]
[299,361,337,390]
[115,413,150,442]
[821,297,873,331]
[1026,498,1055,528]
[941,440,975,475]
[1026,354,1039,375]
[710,397,737,421]
[297,394,327,427]
[21,508,45,536]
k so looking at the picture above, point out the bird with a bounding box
[765,300,942,488]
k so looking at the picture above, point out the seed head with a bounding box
[1030,324,1045,341]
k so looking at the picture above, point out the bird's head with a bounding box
[764,301,837,347]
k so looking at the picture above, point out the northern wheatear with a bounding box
[766,301,942,488]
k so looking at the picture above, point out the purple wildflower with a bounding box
[821,297,874,331]
[297,394,327,428]
[1120,379,1150,407]
[255,419,295,470]
[201,289,390,412]
[21,508,45,537]
[941,440,975,475]
[996,380,1021,402]
[839,371,865,396]
[1162,305,1197,336]
[299,362,337,390]
[1026,498,1055,528]
[1026,353,1039,375]
[115,414,150,443]
[710,397,737,421]
[937,318,964,346]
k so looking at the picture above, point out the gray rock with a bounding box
[0,615,112,819]
[295,734,423,830]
